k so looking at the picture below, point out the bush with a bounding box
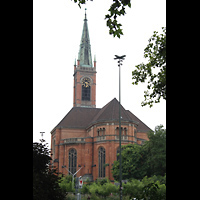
[59,175,166,199]
[123,179,144,199]
[58,175,75,193]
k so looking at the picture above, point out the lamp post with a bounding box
[114,55,126,200]
[62,165,84,191]
[40,132,45,141]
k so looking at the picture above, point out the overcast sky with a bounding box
[33,0,166,146]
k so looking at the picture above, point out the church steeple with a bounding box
[73,10,96,108]
[78,8,93,67]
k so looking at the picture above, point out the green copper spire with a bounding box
[78,9,93,67]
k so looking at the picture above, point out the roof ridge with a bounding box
[92,98,115,121]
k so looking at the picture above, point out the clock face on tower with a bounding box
[82,77,91,88]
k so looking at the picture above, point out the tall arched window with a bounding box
[98,147,106,177]
[69,148,77,175]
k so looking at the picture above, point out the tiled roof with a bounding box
[90,98,137,124]
[51,107,100,131]
[51,98,152,133]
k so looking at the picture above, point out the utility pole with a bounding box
[114,55,126,200]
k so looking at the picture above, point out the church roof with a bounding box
[51,98,152,133]
[90,98,138,124]
[52,107,100,130]
[78,9,93,67]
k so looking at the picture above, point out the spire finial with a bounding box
[85,8,87,19]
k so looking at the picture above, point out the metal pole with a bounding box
[62,166,83,191]
[119,62,122,200]
[114,55,125,200]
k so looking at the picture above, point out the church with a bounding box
[50,11,151,182]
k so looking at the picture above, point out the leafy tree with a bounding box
[33,140,65,200]
[72,0,131,38]
[112,125,166,180]
[112,143,147,181]
[132,27,166,107]
[143,125,166,176]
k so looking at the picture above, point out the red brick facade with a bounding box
[50,98,151,182]
[50,12,151,182]
[73,60,96,108]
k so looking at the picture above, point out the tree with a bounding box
[33,140,65,200]
[72,0,131,38]
[132,27,166,107]
[143,125,166,177]
[112,125,166,180]
[112,143,147,181]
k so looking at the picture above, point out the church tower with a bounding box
[51,9,151,182]
[73,10,96,108]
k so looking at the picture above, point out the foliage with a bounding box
[112,144,147,181]
[86,178,118,198]
[143,125,166,177]
[122,178,144,199]
[112,125,166,180]
[33,140,65,200]
[59,176,165,199]
[132,27,166,107]
[122,177,166,200]
[72,0,131,38]
[59,175,75,193]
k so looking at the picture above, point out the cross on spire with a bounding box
[85,8,87,19]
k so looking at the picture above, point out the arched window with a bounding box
[69,148,77,175]
[98,147,106,177]
[97,128,106,140]
[102,128,105,139]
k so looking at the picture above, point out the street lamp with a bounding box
[40,132,45,141]
[62,165,84,191]
[114,54,126,200]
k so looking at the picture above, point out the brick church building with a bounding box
[50,12,151,182]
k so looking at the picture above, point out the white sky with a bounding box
[33,0,166,146]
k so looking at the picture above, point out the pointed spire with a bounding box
[78,9,93,68]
